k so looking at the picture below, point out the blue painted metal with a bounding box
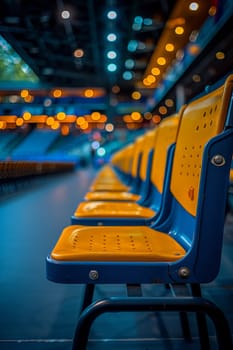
[71,297,233,350]
[47,119,233,285]
[71,143,176,226]
[46,82,233,350]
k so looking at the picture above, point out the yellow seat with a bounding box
[49,74,233,275]
[51,225,186,262]
[89,164,129,191]
[91,165,123,185]
[47,75,233,350]
[74,201,155,218]
[84,190,140,201]
[89,136,146,192]
[73,114,180,220]
[85,129,157,201]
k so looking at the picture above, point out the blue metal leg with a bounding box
[191,283,211,350]
[80,284,95,313]
[72,296,233,350]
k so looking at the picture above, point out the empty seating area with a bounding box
[0,160,75,180]
[1,2,233,350]
[0,129,77,194]
[46,75,233,349]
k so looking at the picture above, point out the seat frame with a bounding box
[71,114,180,226]
[46,76,233,350]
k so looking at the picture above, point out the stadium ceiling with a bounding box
[0,0,233,112]
[0,1,175,91]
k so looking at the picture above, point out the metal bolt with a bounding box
[211,154,225,167]
[178,266,190,279]
[89,270,99,280]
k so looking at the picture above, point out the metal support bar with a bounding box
[80,284,95,313]
[72,296,233,350]
[168,283,192,341]
[191,284,210,350]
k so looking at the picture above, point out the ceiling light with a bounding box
[216,51,225,60]
[165,99,174,107]
[74,49,84,58]
[22,112,31,120]
[97,147,106,157]
[125,59,134,69]
[142,77,151,86]
[128,40,138,52]
[76,116,85,126]
[131,112,141,121]
[175,26,184,35]
[159,106,167,115]
[189,2,199,11]
[79,120,89,130]
[91,111,101,121]
[105,123,114,132]
[20,89,29,98]
[84,89,94,98]
[51,121,60,130]
[53,89,62,98]
[44,98,52,107]
[151,67,160,75]
[134,16,143,24]
[16,118,24,126]
[165,43,175,52]
[61,10,70,19]
[91,141,100,150]
[24,95,33,103]
[56,112,66,121]
[131,91,141,100]
[107,63,117,72]
[123,71,133,80]
[157,57,166,65]
[147,74,156,83]
[107,33,117,42]
[107,11,117,20]
[107,51,117,59]
[46,116,55,126]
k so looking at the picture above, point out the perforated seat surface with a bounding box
[51,225,186,262]
[85,191,140,201]
[74,201,155,218]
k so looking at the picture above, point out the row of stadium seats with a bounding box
[46,75,233,349]
[0,160,75,180]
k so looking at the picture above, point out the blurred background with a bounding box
[0,0,232,168]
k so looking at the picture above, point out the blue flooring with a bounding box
[0,167,232,350]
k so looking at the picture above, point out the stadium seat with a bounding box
[46,75,233,350]
[85,129,157,201]
[71,113,180,225]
